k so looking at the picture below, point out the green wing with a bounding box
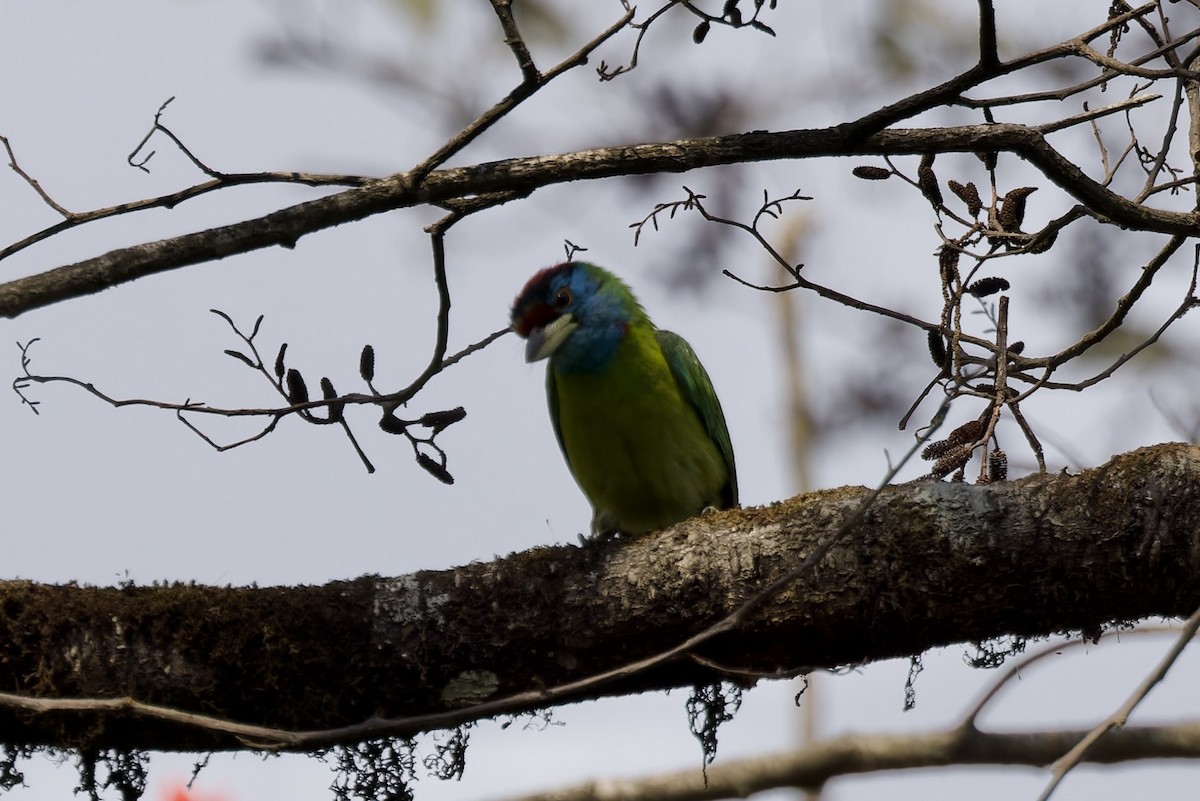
[545,368,573,473]
[656,329,739,509]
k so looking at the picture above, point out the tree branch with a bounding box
[490,721,1200,801]
[1035,603,1200,800]
[2,443,1199,753]
[3,122,1197,319]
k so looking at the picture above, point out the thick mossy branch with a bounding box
[1,443,1198,753]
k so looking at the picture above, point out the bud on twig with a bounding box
[320,377,344,423]
[948,180,983,218]
[930,445,972,479]
[285,369,308,405]
[417,452,455,485]
[967,277,1011,297]
[927,330,950,372]
[852,165,892,180]
[274,343,288,381]
[419,407,467,434]
[360,345,376,383]
[917,154,943,207]
[989,448,1009,481]
[998,187,1037,232]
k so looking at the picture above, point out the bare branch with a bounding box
[488,722,1200,801]
[846,3,1160,134]
[598,2,681,81]
[1,134,74,218]
[1035,604,1200,800]
[1015,244,1200,393]
[489,0,540,83]
[1,100,373,268]
[409,5,635,181]
[1035,92,1160,134]
[6,114,1200,319]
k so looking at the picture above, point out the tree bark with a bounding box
[3,442,1199,753]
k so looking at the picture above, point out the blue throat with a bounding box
[552,293,629,375]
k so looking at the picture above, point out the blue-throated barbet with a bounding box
[511,262,737,536]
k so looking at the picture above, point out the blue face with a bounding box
[512,262,630,373]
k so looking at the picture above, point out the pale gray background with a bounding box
[2,2,1198,799]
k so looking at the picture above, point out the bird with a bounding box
[510,261,737,537]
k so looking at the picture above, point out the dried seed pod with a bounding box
[693,20,710,43]
[852,165,892,180]
[948,180,983,218]
[931,445,972,479]
[997,186,1037,232]
[938,246,960,284]
[917,154,943,207]
[320,377,344,423]
[360,344,376,382]
[989,448,1009,481]
[419,406,468,433]
[274,343,288,380]
[417,452,455,485]
[947,419,985,447]
[922,439,955,461]
[223,349,255,369]
[285,368,308,405]
[927,330,949,372]
[967,277,1011,297]
[1007,341,1025,356]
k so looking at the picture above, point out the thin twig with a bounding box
[0,134,74,218]
[961,625,1180,731]
[1017,235,1186,374]
[1035,604,1200,801]
[1020,245,1200,394]
[17,326,507,421]
[408,6,634,182]
[1035,92,1160,134]
[597,1,677,81]
[489,0,539,83]
[440,326,511,370]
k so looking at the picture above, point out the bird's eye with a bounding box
[553,287,573,309]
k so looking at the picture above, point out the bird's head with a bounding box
[510,262,645,370]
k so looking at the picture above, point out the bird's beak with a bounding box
[525,313,578,362]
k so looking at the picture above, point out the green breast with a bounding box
[550,326,728,534]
